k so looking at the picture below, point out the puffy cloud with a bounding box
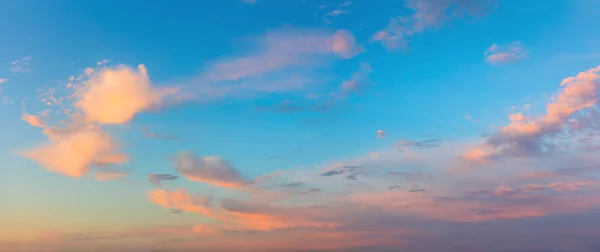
[482,65,600,158]
[21,113,47,128]
[173,151,251,188]
[75,64,177,124]
[0,78,7,85]
[485,42,528,64]
[23,124,127,177]
[331,30,363,59]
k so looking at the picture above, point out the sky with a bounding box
[2,0,600,251]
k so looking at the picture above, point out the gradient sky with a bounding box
[2,0,600,251]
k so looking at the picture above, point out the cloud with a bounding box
[148,173,180,185]
[148,189,214,216]
[95,169,128,181]
[396,138,442,150]
[21,113,47,128]
[241,0,256,3]
[75,65,177,124]
[341,63,372,94]
[0,79,7,85]
[377,129,385,139]
[23,124,128,177]
[173,151,251,188]
[485,42,528,64]
[202,28,361,83]
[143,126,177,140]
[479,64,600,158]
[340,1,352,7]
[326,9,348,16]
[219,199,338,231]
[10,56,35,73]
[331,30,363,59]
[372,0,496,50]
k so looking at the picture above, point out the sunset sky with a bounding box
[2,0,600,251]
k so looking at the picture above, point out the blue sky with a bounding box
[2,0,600,251]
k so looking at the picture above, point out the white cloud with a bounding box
[10,56,35,73]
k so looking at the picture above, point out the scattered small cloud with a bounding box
[340,1,352,7]
[241,0,256,4]
[0,79,7,85]
[326,9,348,16]
[10,56,35,73]
[377,129,385,139]
[485,42,528,64]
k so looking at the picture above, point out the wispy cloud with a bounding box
[485,42,528,64]
[372,0,496,50]
[0,79,7,85]
[341,63,372,95]
[10,56,35,73]
[188,28,362,101]
[241,0,256,4]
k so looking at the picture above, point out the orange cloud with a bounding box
[148,189,215,217]
[75,64,176,124]
[23,125,127,177]
[21,113,47,128]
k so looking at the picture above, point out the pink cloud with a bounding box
[341,62,372,94]
[331,30,363,59]
[485,42,528,64]
[372,0,496,50]
[202,28,361,84]
[487,65,600,157]
[21,113,47,128]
